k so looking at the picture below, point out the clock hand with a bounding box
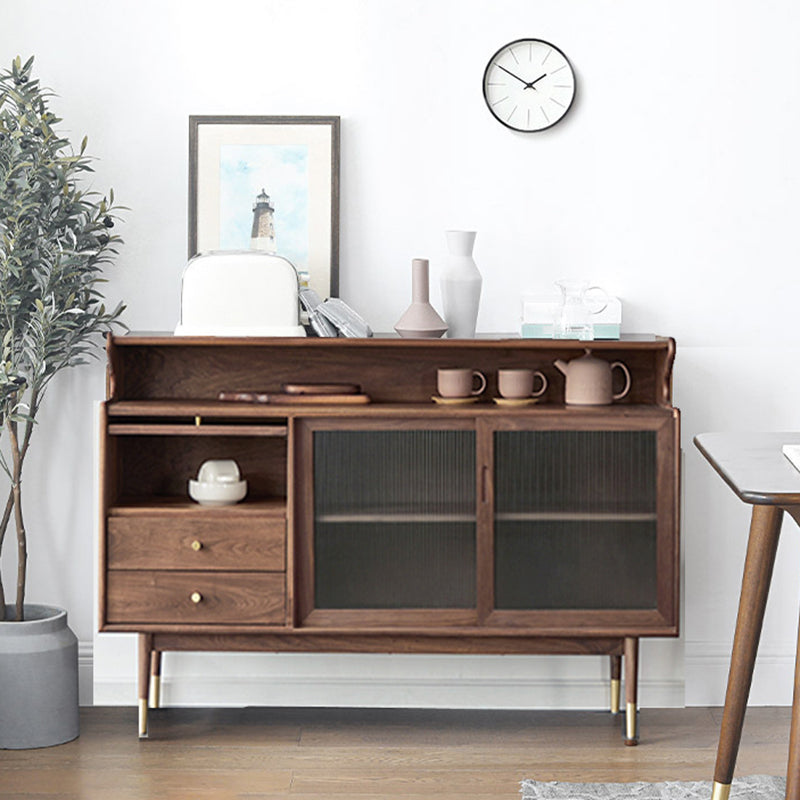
[495,63,529,87]
[525,73,547,89]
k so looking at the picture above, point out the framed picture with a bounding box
[189,115,340,298]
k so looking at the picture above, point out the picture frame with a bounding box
[189,115,340,298]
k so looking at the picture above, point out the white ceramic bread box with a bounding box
[175,250,306,336]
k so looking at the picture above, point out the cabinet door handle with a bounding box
[190,591,202,604]
[190,540,203,551]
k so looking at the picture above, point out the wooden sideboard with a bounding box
[99,333,679,742]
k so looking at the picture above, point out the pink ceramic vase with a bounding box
[394,258,448,338]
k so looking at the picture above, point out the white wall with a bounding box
[2,0,800,709]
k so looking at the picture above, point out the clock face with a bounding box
[483,39,576,132]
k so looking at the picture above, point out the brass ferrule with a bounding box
[150,675,161,709]
[625,701,638,741]
[138,699,148,738]
[610,678,621,714]
[711,783,731,800]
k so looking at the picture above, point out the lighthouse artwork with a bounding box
[218,143,309,272]
[250,189,277,253]
[190,116,339,297]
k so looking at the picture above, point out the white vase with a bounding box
[441,230,482,339]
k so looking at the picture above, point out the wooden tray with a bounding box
[281,382,361,395]
[218,391,370,405]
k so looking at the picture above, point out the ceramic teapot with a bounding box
[554,349,631,405]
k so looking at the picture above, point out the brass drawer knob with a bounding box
[190,591,202,604]
[191,540,202,552]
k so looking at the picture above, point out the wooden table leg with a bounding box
[138,634,153,739]
[712,504,783,800]
[786,588,800,800]
[624,637,639,745]
[150,650,162,709]
[610,654,622,715]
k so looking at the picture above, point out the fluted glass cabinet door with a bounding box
[493,429,659,611]
[312,428,476,609]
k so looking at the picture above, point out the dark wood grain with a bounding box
[107,571,285,625]
[109,497,287,515]
[476,419,495,624]
[107,516,285,571]
[0,705,791,799]
[100,334,680,742]
[107,335,676,406]
[151,632,628,655]
[106,398,677,421]
[138,633,152,705]
[293,420,316,624]
[788,619,800,800]
[695,431,800,505]
[658,409,681,631]
[624,636,640,745]
[112,433,288,500]
[713,504,783,785]
[108,422,289,436]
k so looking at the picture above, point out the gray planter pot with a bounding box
[0,604,79,749]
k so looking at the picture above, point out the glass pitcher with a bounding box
[552,280,609,340]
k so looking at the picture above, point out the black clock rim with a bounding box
[482,37,576,133]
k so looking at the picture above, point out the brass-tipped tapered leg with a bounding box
[713,505,782,791]
[610,655,622,715]
[624,637,639,745]
[784,507,800,800]
[138,634,153,739]
[150,650,162,709]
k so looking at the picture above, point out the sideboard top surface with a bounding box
[106,334,676,407]
[113,332,672,348]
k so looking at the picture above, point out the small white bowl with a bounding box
[197,459,241,484]
[188,479,247,506]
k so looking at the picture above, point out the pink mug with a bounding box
[497,369,548,400]
[437,368,487,399]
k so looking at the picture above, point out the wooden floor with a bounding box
[0,706,791,799]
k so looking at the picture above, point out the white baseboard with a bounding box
[94,674,685,710]
[91,647,685,709]
[685,641,795,706]
[81,642,787,711]
[79,640,93,706]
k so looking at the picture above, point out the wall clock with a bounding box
[482,38,576,132]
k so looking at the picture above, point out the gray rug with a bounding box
[521,775,786,800]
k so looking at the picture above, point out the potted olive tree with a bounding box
[0,56,125,748]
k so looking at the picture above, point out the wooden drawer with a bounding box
[107,517,285,571]
[106,571,285,625]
